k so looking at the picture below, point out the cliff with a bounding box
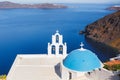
[85,11,120,52]
[107,5,120,10]
[0,1,67,9]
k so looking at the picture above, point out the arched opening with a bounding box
[56,35,59,43]
[59,45,63,54]
[51,45,56,54]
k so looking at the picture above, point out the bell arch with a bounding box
[56,35,59,43]
[51,45,56,54]
[59,45,63,54]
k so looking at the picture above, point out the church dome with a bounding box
[63,44,101,72]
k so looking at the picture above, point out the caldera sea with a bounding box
[0,3,117,74]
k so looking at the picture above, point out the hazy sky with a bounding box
[0,0,120,3]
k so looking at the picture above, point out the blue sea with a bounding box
[0,3,117,74]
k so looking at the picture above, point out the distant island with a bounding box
[107,5,120,10]
[0,1,67,9]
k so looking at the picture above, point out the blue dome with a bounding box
[63,49,101,72]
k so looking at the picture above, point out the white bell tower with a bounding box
[48,30,67,55]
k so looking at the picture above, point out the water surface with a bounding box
[0,3,116,74]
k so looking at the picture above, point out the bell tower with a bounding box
[48,30,67,55]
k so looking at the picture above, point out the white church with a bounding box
[7,31,119,80]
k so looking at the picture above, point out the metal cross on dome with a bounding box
[80,42,84,49]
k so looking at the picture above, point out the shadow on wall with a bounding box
[55,63,61,78]
[109,74,120,80]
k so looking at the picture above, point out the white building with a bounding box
[7,31,119,80]
[110,54,120,60]
[48,30,67,56]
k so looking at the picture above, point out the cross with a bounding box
[56,30,59,33]
[80,42,84,49]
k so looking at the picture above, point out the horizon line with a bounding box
[0,1,120,4]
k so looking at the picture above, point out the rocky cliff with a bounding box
[107,5,120,10]
[0,1,67,9]
[85,11,120,52]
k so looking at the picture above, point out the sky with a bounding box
[0,0,119,4]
